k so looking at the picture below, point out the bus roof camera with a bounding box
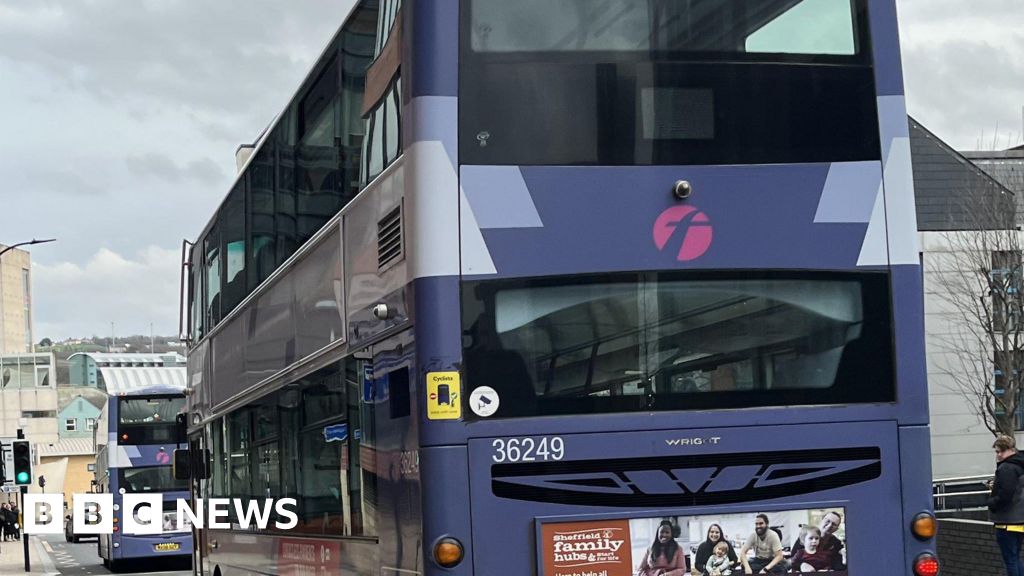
[673,180,692,200]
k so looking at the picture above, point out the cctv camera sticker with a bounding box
[469,386,499,417]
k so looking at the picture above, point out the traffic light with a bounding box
[13,440,31,485]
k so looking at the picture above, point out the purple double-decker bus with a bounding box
[180,1,938,575]
[96,385,191,569]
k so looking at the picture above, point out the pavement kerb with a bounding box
[0,534,58,575]
[33,535,59,576]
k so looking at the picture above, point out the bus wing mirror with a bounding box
[173,449,191,480]
[174,448,212,480]
[175,413,187,444]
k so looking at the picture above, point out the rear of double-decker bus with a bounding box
[408,1,936,575]
[98,390,191,569]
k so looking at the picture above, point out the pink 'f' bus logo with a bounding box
[653,205,713,261]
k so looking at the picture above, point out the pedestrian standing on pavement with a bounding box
[989,435,1024,576]
[0,502,12,541]
[10,503,20,540]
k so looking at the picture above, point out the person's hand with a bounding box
[743,568,752,575]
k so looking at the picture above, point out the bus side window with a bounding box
[389,367,410,419]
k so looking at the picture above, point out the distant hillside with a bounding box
[39,335,184,359]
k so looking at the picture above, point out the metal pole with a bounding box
[0,239,57,261]
[16,429,28,573]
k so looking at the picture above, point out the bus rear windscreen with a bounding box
[118,466,188,493]
[118,397,184,444]
[462,272,895,418]
[459,0,879,166]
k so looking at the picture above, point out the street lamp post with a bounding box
[0,238,56,260]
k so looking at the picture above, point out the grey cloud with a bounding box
[899,0,1024,150]
[22,166,106,197]
[898,0,1022,25]
[903,35,1024,150]
[0,0,353,129]
[32,246,181,339]
[187,158,225,185]
[126,153,225,185]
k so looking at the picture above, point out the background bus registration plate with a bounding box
[155,542,180,552]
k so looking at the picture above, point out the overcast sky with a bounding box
[1,0,1021,341]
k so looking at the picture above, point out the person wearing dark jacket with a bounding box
[10,503,19,539]
[0,502,10,541]
[1,502,15,541]
[989,435,1024,576]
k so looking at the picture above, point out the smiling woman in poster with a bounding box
[692,524,738,576]
[638,520,688,576]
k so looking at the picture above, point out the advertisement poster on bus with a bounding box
[277,538,341,576]
[538,507,848,576]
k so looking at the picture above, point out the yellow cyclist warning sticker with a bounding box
[426,371,461,420]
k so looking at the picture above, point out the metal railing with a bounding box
[934,474,992,514]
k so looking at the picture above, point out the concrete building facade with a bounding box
[0,352,59,445]
[0,245,32,354]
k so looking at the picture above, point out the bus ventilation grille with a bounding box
[490,446,882,507]
[378,205,404,271]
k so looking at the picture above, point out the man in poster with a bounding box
[738,514,785,574]
[791,511,846,570]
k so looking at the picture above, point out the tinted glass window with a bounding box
[220,184,246,314]
[297,57,343,245]
[204,227,221,327]
[119,397,184,424]
[192,4,377,339]
[460,0,879,166]
[255,442,280,499]
[470,0,858,55]
[248,147,278,288]
[302,364,346,425]
[204,359,376,536]
[385,85,400,164]
[462,272,894,418]
[228,410,251,497]
[210,420,227,498]
[119,466,188,493]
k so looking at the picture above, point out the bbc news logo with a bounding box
[23,494,298,535]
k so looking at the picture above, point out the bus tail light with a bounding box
[913,553,939,576]
[433,537,464,568]
[912,512,937,540]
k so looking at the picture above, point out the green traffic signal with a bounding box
[12,440,32,485]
